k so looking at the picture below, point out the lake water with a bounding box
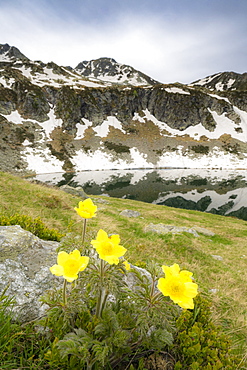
[34,168,247,221]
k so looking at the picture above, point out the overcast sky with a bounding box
[0,0,246,84]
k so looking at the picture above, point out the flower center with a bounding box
[169,280,185,297]
[101,241,114,255]
[64,259,80,275]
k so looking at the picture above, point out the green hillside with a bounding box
[0,171,247,368]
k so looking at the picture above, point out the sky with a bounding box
[0,0,246,84]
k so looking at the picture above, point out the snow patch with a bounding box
[39,109,63,139]
[75,119,93,139]
[0,76,15,88]
[164,87,190,95]
[22,146,64,174]
[70,146,154,171]
[93,116,125,137]
[2,110,25,124]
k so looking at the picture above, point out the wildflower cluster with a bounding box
[44,198,199,369]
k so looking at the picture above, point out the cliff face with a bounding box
[0,43,247,174]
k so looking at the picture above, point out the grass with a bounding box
[0,171,247,367]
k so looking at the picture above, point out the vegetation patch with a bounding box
[104,140,130,153]
[190,145,209,154]
[0,213,64,241]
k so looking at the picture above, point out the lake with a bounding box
[34,168,247,221]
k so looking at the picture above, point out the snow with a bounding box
[215,79,235,91]
[0,53,13,62]
[156,146,247,169]
[39,109,63,139]
[227,79,235,88]
[192,73,222,86]
[208,94,230,103]
[164,87,190,95]
[12,64,106,89]
[2,110,25,124]
[0,76,15,88]
[22,139,32,146]
[93,116,125,137]
[75,119,93,139]
[208,108,247,142]
[132,108,247,142]
[70,146,154,171]
[22,146,64,174]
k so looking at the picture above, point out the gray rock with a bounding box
[144,223,199,237]
[0,225,60,322]
[192,226,215,236]
[211,255,223,261]
[209,288,219,294]
[120,209,141,218]
[60,185,89,199]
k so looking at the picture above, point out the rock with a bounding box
[144,223,199,237]
[0,225,59,322]
[209,288,219,294]
[60,185,89,199]
[211,255,223,261]
[192,226,215,237]
[120,209,141,218]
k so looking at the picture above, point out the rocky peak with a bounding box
[0,43,29,62]
[75,57,159,86]
[191,71,247,92]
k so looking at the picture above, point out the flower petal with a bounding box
[184,282,198,298]
[50,264,64,277]
[157,277,170,296]
[63,273,78,283]
[70,249,81,259]
[57,251,69,266]
[177,298,194,309]
[162,263,180,277]
[109,234,120,244]
[78,256,90,271]
[103,255,120,265]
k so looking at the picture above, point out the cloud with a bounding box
[0,0,246,83]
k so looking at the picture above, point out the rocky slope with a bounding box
[0,43,247,174]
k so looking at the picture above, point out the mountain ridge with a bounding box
[0,43,247,174]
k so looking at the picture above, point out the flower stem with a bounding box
[95,259,108,318]
[82,218,87,246]
[62,279,67,306]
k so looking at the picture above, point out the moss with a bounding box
[172,295,240,369]
[190,145,209,154]
[104,141,130,153]
[0,213,64,243]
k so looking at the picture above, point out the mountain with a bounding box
[75,57,159,86]
[0,43,29,62]
[0,43,247,174]
[191,71,247,92]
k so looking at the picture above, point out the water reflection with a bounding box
[34,169,247,221]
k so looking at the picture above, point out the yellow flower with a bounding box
[50,249,89,282]
[74,198,97,219]
[123,260,131,271]
[162,263,193,282]
[158,264,198,309]
[91,229,127,265]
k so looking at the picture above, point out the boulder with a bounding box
[120,209,141,218]
[144,223,215,237]
[60,185,89,199]
[144,223,199,237]
[0,225,59,322]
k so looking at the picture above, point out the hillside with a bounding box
[0,43,247,174]
[1,170,247,361]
